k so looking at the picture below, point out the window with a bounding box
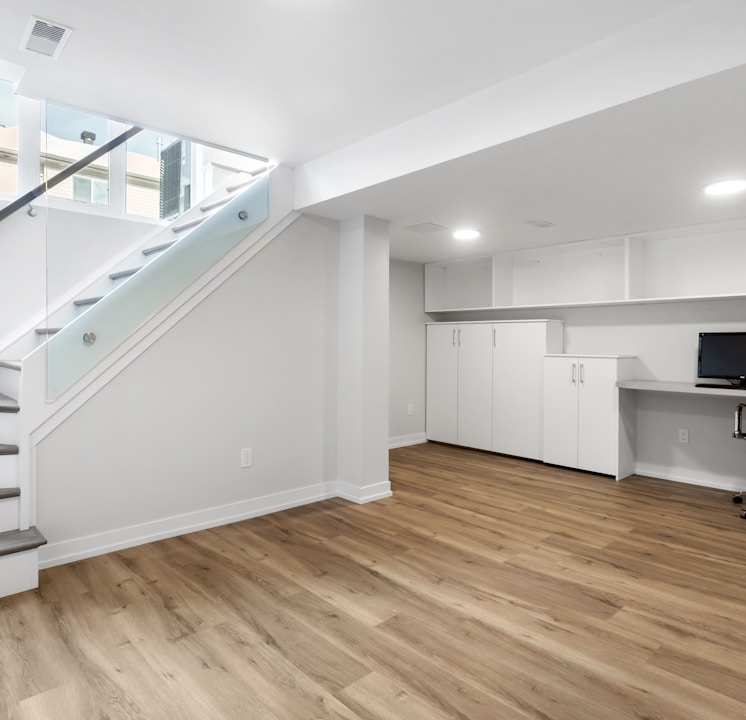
[73,176,108,205]
[42,104,110,205]
[0,80,20,194]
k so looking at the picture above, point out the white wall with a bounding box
[0,202,159,345]
[389,260,427,446]
[36,214,340,566]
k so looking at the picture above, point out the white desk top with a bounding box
[617,380,746,398]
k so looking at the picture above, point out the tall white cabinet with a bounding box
[426,320,563,457]
[426,323,492,451]
[492,321,563,459]
[542,355,637,477]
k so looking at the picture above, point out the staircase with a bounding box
[0,360,46,596]
[0,166,268,597]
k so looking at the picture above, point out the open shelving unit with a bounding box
[425,218,746,314]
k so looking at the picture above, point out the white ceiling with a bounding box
[306,63,746,262]
[2,0,746,264]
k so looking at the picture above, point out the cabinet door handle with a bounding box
[458,329,462,346]
[580,363,585,384]
[493,328,497,347]
[452,329,456,347]
[572,363,577,384]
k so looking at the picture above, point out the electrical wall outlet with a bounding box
[240,447,253,468]
[678,428,689,444]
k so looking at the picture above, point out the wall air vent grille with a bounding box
[22,17,73,60]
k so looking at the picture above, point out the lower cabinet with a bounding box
[542,355,637,477]
[426,320,563,457]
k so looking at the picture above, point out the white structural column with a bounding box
[337,216,392,503]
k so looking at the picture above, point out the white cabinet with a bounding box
[427,321,563,457]
[492,321,563,459]
[543,355,636,477]
[426,323,492,451]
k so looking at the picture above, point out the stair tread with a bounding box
[0,526,47,557]
[73,296,104,307]
[0,444,19,455]
[200,195,233,212]
[0,487,20,500]
[109,267,141,280]
[142,241,175,256]
[0,392,19,413]
[171,216,206,233]
[0,361,21,371]
[226,176,258,193]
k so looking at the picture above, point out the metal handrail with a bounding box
[0,125,143,223]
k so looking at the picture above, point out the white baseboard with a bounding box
[336,480,393,504]
[39,482,337,570]
[635,463,745,492]
[389,433,427,449]
[0,548,39,597]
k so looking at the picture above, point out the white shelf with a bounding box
[426,291,746,316]
[617,380,746,398]
[425,219,746,313]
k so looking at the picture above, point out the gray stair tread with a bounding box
[171,216,206,233]
[109,267,140,280]
[200,195,233,212]
[74,296,103,307]
[0,392,19,413]
[0,527,47,557]
[0,361,21,371]
[142,241,175,256]
[0,444,19,455]
[0,487,20,500]
[35,328,60,335]
[226,176,257,193]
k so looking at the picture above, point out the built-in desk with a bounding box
[616,380,746,490]
[617,380,746,398]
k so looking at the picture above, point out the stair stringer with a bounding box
[18,165,298,534]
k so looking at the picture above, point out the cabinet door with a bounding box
[577,358,618,475]
[542,356,579,468]
[456,323,493,451]
[493,323,546,459]
[426,324,458,443]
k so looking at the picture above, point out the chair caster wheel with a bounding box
[733,494,743,504]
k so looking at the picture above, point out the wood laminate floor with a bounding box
[3,442,746,719]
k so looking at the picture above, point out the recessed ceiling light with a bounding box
[453,229,480,241]
[703,179,746,196]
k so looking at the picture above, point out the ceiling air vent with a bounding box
[525,219,556,229]
[21,17,73,60]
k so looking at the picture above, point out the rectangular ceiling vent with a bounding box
[405,222,447,234]
[22,17,73,60]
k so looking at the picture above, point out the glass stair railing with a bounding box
[45,171,269,398]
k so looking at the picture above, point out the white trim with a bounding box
[634,462,744,492]
[0,548,39,596]
[389,433,427,449]
[39,481,338,569]
[336,481,392,504]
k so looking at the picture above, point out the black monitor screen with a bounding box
[698,332,746,381]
